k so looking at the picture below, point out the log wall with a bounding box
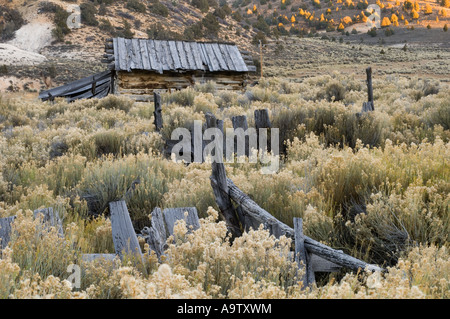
[115,70,248,101]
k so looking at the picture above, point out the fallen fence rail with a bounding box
[205,111,385,287]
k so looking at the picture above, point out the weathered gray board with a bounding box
[163,207,200,237]
[0,216,15,250]
[206,112,242,239]
[39,70,112,102]
[109,200,142,259]
[142,207,167,259]
[141,206,200,260]
[231,115,250,157]
[1,208,64,250]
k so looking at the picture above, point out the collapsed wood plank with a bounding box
[143,207,167,259]
[310,254,342,273]
[0,216,15,250]
[109,200,142,259]
[163,207,200,237]
[141,206,200,260]
[1,208,64,253]
[226,178,384,273]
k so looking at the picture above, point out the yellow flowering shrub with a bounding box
[0,74,448,298]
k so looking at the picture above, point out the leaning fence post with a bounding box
[109,200,142,260]
[294,218,315,288]
[206,112,242,239]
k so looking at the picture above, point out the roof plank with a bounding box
[154,40,168,72]
[211,43,227,71]
[176,41,189,70]
[198,42,210,71]
[182,42,195,70]
[113,38,119,70]
[160,40,174,71]
[117,37,129,71]
[227,45,248,72]
[190,42,205,70]
[124,38,134,71]
[131,38,143,70]
[139,39,151,71]
[147,40,162,74]
[168,40,182,70]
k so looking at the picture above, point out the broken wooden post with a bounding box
[310,253,342,273]
[33,207,64,238]
[254,109,271,130]
[206,112,242,239]
[142,207,167,260]
[0,216,15,250]
[361,101,374,113]
[91,75,96,95]
[366,67,374,111]
[153,92,163,132]
[109,200,142,259]
[254,109,271,152]
[294,218,315,288]
[231,115,249,157]
[141,206,200,260]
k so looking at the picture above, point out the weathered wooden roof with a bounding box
[39,70,112,102]
[108,38,250,73]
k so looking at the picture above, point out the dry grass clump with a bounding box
[76,153,186,228]
[162,87,196,106]
[96,95,134,113]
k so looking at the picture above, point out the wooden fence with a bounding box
[0,197,382,288]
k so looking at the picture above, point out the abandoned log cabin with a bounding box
[39,38,256,102]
